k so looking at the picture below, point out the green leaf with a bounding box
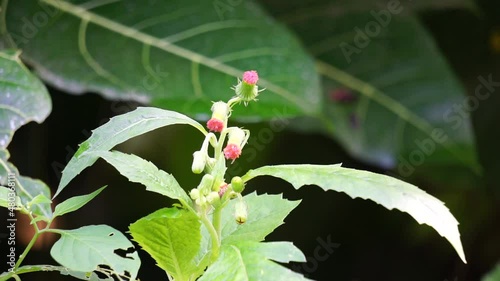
[242,164,467,263]
[0,49,51,151]
[483,263,500,281]
[7,0,320,119]
[53,186,106,218]
[220,192,300,244]
[50,225,140,280]
[199,241,310,281]
[0,49,52,218]
[93,151,191,205]
[129,207,201,281]
[263,2,477,171]
[55,107,206,197]
[0,186,10,208]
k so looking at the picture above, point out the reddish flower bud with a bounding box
[218,183,228,198]
[206,118,224,132]
[242,70,258,85]
[206,101,229,132]
[223,143,241,160]
[232,70,262,105]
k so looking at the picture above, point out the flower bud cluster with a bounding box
[189,70,262,223]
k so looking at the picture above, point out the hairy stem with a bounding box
[212,206,222,241]
[200,212,220,261]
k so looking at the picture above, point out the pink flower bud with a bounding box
[218,183,228,198]
[207,118,224,132]
[206,101,230,132]
[223,143,241,160]
[242,70,258,85]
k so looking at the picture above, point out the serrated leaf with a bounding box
[129,207,201,281]
[93,151,191,205]
[199,241,310,281]
[221,192,300,245]
[6,0,320,120]
[53,186,106,218]
[242,164,466,263]
[50,225,140,280]
[55,107,207,197]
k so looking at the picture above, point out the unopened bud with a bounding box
[197,174,215,195]
[206,192,220,206]
[231,176,245,193]
[233,70,261,105]
[191,151,206,174]
[223,128,247,161]
[207,101,230,132]
[234,200,248,224]
[189,189,200,200]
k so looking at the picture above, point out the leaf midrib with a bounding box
[40,0,314,114]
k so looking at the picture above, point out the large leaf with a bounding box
[220,192,301,245]
[93,151,191,205]
[199,241,310,281]
[0,49,51,151]
[6,0,320,119]
[50,225,140,280]
[129,207,201,281]
[0,50,52,217]
[242,164,467,263]
[263,1,477,170]
[55,107,206,197]
[53,186,106,218]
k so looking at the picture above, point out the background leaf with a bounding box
[53,186,106,218]
[55,107,206,197]
[0,49,52,217]
[129,207,201,281]
[199,241,310,281]
[242,164,467,263]
[220,192,301,245]
[6,0,321,119]
[94,151,191,205]
[0,49,51,153]
[261,1,477,170]
[483,263,500,281]
[50,225,140,280]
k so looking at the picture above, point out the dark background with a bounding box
[2,0,500,280]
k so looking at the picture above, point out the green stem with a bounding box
[212,206,222,240]
[200,212,220,260]
[11,275,20,281]
[14,214,40,269]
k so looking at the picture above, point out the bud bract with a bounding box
[234,200,248,224]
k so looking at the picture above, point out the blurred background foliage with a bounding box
[1,0,500,280]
